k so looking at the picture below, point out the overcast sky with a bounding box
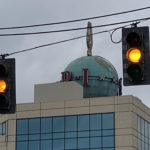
[0,0,150,106]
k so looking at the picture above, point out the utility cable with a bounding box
[109,18,149,44]
[2,24,130,58]
[110,28,123,44]
[0,6,149,30]
[0,17,149,37]
[0,17,150,36]
[1,18,149,57]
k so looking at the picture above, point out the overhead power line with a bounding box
[1,16,149,58]
[3,24,130,57]
[0,17,150,36]
[0,6,150,30]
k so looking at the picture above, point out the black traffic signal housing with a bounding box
[0,58,16,113]
[122,26,150,86]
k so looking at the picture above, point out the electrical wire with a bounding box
[3,24,130,57]
[1,16,149,57]
[109,18,149,44]
[0,6,150,30]
[0,17,149,37]
[110,28,123,44]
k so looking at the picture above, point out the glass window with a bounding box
[41,140,52,150]
[53,132,64,139]
[102,114,114,129]
[137,116,150,150]
[78,131,89,137]
[138,138,141,150]
[142,135,144,142]
[41,133,52,140]
[29,134,40,140]
[142,141,145,150]
[103,148,114,150]
[78,115,89,131]
[29,141,40,150]
[90,137,101,148]
[141,119,144,135]
[53,117,64,132]
[138,117,141,133]
[103,130,114,136]
[2,122,6,135]
[65,138,77,149]
[17,119,28,135]
[65,116,77,132]
[29,118,40,134]
[0,121,8,136]
[53,139,64,150]
[78,137,89,149]
[0,123,2,135]
[145,137,148,144]
[90,114,101,130]
[91,130,102,136]
[6,121,8,136]
[145,143,148,150]
[103,136,114,148]
[149,124,150,139]
[41,117,52,133]
[145,121,148,138]
[65,132,77,138]
[16,113,115,150]
[17,141,27,150]
[17,135,28,142]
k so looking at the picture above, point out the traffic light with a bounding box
[0,58,16,113]
[122,26,150,86]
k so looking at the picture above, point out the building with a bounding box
[0,22,149,150]
[0,56,150,150]
[0,93,150,150]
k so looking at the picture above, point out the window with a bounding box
[0,121,8,136]
[17,119,28,135]
[65,116,77,132]
[90,114,101,130]
[29,118,40,134]
[0,123,2,135]
[16,113,115,150]
[78,115,89,131]
[137,116,150,150]
[102,113,114,129]
[53,116,64,133]
[41,118,52,133]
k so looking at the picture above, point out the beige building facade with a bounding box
[0,90,149,150]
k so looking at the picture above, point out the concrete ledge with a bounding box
[41,109,65,117]
[65,107,89,115]
[17,110,40,119]
[41,101,64,109]
[16,103,40,112]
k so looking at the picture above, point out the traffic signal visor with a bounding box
[0,80,7,93]
[126,48,142,63]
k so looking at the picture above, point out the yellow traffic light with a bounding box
[0,80,7,93]
[126,48,142,63]
[122,27,150,86]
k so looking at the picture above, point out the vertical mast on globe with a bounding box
[86,22,93,56]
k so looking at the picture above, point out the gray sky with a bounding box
[0,0,150,106]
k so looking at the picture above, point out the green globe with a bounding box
[64,56,118,98]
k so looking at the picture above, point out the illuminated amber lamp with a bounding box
[0,80,7,93]
[126,48,142,63]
